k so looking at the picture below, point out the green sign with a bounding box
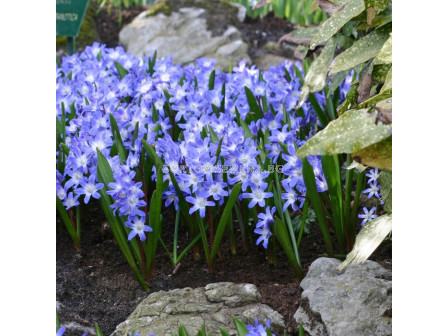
[56,0,89,37]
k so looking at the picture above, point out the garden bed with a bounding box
[57,204,391,335]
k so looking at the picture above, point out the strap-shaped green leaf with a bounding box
[310,0,365,50]
[219,328,231,336]
[338,213,392,269]
[274,217,304,280]
[114,61,129,79]
[302,158,335,257]
[245,86,263,120]
[297,108,392,158]
[329,23,391,75]
[210,183,242,268]
[232,317,249,336]
[145,165,164,274]
[56,197,81,251]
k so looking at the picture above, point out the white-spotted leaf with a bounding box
[309,0,365,50]
[329,23,391,75]
[374,34,392,64]
[296,108,392,158]
[298,38,337,107]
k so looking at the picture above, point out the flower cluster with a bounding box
[358,168,382,226]
[57,43,350,247]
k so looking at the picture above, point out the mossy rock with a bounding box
[56,2,99,52]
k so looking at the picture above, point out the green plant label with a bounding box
[56,0,89,37]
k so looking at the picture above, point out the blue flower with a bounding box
[126,217,152,241]
[74,174,104,204]
[358,207,378,226]
[186,190,215,218]
[56,326,65,336]
[254,223,272,249]
[246,318,274,336]
[241,188,273,208]
[363,181,381,199]
[365,168,380,184]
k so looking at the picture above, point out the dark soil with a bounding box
[57,199,391,335]
[57,5,392,336]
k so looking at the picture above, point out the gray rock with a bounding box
[294,258,392,336]
[64,322,96,336]
[110,282,284,336]
[226,1,247,22]
[254,54,293,71]
[118,1,251,71]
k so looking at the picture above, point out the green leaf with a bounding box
[142,139,164,168]
[240,118,254,139]
[210,183,242,266]
[109,113,127,163]
[380,66,392,92]
[338,213,392,269]
[337,82,359,115]
[358,89,392,109]
[298,38,337,107]
[374,34,392,64]
[96,149,114,184]
[178,325,189,336]
[279,26,320,45]
[351,135,391,170]
[321,155,345,252]
[94,322,103,336]
[327,69,351,97]
[329,23,391,75]
[245,87,263,119]
[208,69,215,90]
[302,158,335,257]
[146,165,164,274]
[378,170,392,213]
[232,317,249,336]
[372,63,391,82]
[273,217,304,280]
[296,108,392,158]
[365,0,391,12]
[219,328,231,336]
[310,0,365,50]
[56,198,81,251]
[114,61,129,79]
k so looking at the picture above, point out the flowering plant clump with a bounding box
[57,43,355,287]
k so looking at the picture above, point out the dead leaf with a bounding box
[367,7,376,26]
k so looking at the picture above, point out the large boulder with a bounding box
[118,0,251,71]
[294,258,392,336]
[110,282,284,336]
